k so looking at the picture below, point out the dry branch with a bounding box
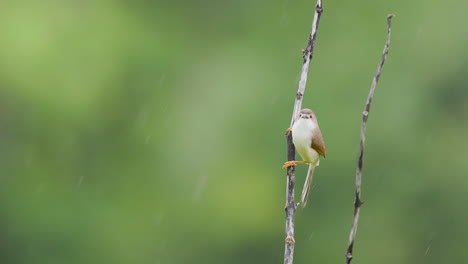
[284,1,323,264]
[344,14,395,264]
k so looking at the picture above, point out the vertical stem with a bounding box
[283,1,324,264]
[284,133,296,264]
[344,14,395,264]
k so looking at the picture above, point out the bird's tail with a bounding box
[300,164,316,208]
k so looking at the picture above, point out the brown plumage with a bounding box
[299,108,326,158]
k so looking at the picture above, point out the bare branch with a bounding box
[289,0,324,127]
[284,1,324,264]
[344,14,395,264]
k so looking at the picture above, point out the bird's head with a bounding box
[299,108,315,120]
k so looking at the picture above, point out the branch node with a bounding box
[285,236,296,245]
[355,198,364,207]
[296,92,303,100]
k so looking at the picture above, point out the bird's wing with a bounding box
[311,127,326,158]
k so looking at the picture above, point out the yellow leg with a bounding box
[286,127,293,132]
[282,160,308,168]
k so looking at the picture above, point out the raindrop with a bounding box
[308,232,315,240]
[76,175,85,188]
[192,174,208,203]
[424,232,436,256]
[424,242,432,256]
[145,135,152,144]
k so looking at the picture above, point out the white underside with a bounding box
[292,118,320,165]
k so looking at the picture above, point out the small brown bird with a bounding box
[283,108,326,207]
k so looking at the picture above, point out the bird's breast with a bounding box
[292,119,318,163]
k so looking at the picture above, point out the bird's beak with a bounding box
[300,114,309,119]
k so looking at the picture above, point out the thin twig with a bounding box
[344,14,395,264]
[284,1,323,264]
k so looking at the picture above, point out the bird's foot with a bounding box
[282,160,308,168]
[286,127,293,132]
[282,161,295,168]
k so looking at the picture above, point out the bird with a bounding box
[283,108,326,207]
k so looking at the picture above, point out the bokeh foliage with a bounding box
[0,0,467,263]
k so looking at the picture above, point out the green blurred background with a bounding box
[0,0,467,263]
